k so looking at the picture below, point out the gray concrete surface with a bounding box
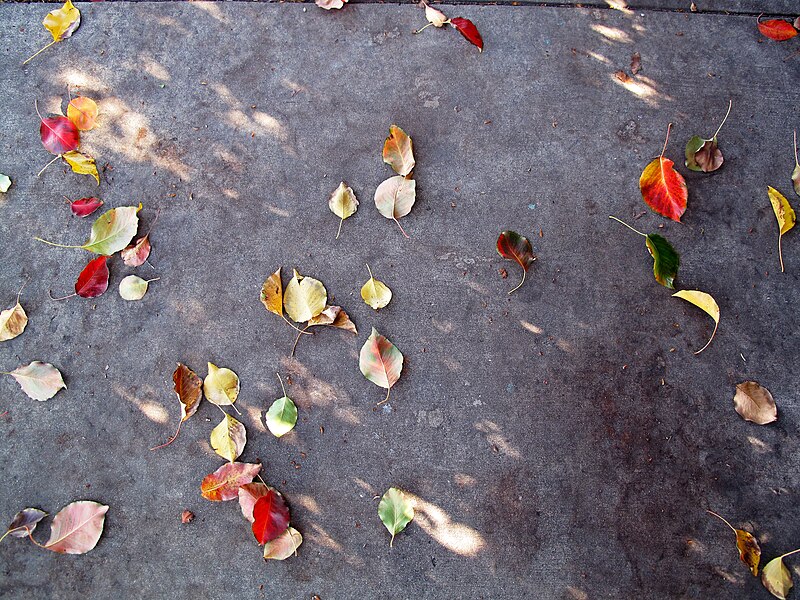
[1,2,799,599]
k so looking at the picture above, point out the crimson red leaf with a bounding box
[757,18,797,41]
[252,489,290,545]
[40,116,80,155]
[450,17,483,52]
[71,197,104,218]
[75,256,109,298]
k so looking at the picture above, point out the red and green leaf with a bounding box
[640,124,687,222]
[497,230,536,294]
[252,489,290,544]
[450,17,483,51]
[359,328,403,404]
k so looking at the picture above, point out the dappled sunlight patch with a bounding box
[520,320,543,334]
[610,73,673,108]
[293,494,321,515]
[475,420,521,458]
[408,493,485,557]
[591,24,632,44]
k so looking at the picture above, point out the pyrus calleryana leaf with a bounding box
[200,462,261,501]
[374,176,416,238]
[210,413,247,462]
[383,125,415,177]
[497,230,536,294]
[70,197,103,218]
[260,268,283,316]
[121,236,151,267]
[610,217,679,289]
[4,361,65,401]
[328,182,358,239]
[709,510,760,576]
[0,302,27,342]
[378,488,414,547]
[672,290,719,354]
[640,124,687,222]
[238,483,272,522]
[36,205,142,256]
[283,271,326,323]
[39,114,79,155]
[763,556,793,599]
[252,490,290,545]
[151,363,203,451]
[66,97,98,131]
[4,508,47,539]
[359,328,403,404]
[733,381,777,425]
[119,275,158,301]
[307,305,357,334]
[424,3,448,27]
[793,132,800,197]
[315,0,348,9]
[361,264,392,310]
[264,527,303,560]
[685,101,731,173]
[0,174,10,193]
[204,362,240,407]
[767,186,796,272]
[62,151,99,184]
[44,501,108,555]
[23,0,81,64]
[450,17,483,51]
[266,376,297,438]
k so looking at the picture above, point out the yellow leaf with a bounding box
[736,529,761,576]
[0,302,28,342]
[67,97,98,131]
[62,151,99,185]
[673,289,719,354]
[361,264,392,310]
[767,186,796,272]
[210,414,246,463]
[762,556,793,599]
[203,363,240,407]
[283,271,327,323]
[43,0,81,42]
[328,182,358,239]
[260,268,283,316]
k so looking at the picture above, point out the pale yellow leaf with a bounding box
[328,182,358,239]
[203,363,240,407]
[283,271,327,323]
[762,556,793,599]
[361,265,392,310]
[425,3,448,27]
[672,290,719,354]
[264,527,303,560]
[0,302,27,342]
[210,414,247,462]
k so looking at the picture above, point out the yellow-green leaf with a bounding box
[62,151,99,185]
[768,186,796,272]
[118,275,157,301]
[283,271,326,323]
[210,414,246,462]
[260,267,283,316]
[763,556,793,599]
[204,363,240,407]
[672,290,719,355]
[265,387,297,438]
[0,302,27,342]
[361,264,392,310]
[328,182,358,239]
[378,487,414,547]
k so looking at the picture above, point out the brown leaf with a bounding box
[181,510,194,524]
[733,381,777,425]
[614,70,631,83]
[630,52,641,75]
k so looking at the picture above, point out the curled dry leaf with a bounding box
[767,186,796,273]
[315,0,348,9]
[238,482,272,523]
[425,3,448,27]
[36,204,142,256]
[763,556,793,599]
[63,149,100,185]
[75,256,109,299]
[39,115,79,155]
[733,381,777,425]
[758,17,798,41]
[631,52,641,75]
[0,174,11,193]
[70,197,103,218]
[210,413,247,462]
[0,301,28,342]
[378,488,414,548]
[200,462,261,501]
[497,230,536,294]
[450,17,483,51]
[204,363,240,407]
[329,182,358,239]
[640,124,687,222]
[252,489,290,544]
[374,176,416,238]
[793,131,800,197]
[121,235,151,267]
[118,275,158,301]
[4,361,66,401]
[307,305,357,334]
[383,125,415,177]
[66,97,98,131]
[152,363,202,450]
[264,527,303,560]
[44,501,108,555]
[672,290,719,354]
[283,270,327,323]
[685,101,731,173]
[709,510,761,576]
[181,510,194,524]
[361,264,392,310]
[3,508,47,539]
[359,328,403,404]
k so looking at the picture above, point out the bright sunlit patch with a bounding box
[294,494,321,514]
[410,494,485,557]
[586,51,611,65]
[609,73,672,108]
[590,24,633,44]
[604,0,633,13]
[475,420,521,458]
[520,320,543,334]
[747,435,769,452]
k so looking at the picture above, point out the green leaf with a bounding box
[36,205,142,256]
[685,135,706,172]
[378,487,414,547]
[762,556,793,599]
[645,233,679,289]
[265,395,297,438]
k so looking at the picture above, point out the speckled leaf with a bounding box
[210,413,246,462]
[378,487,414,547]
[0,302,27,342]
[264,527,303,560]
[5,361,65,401]
[685,136,723,173]
[709,511,761,576]
[383,125,415,177]
[44,501,107,555]
[4,508,47,539]
[359,328,403,404]
[673,290,719,354]
[733,381,777,425]
[200,462,261,502]
[762,556,793,599]
[203,362,240,407]
[174,363,202,422]
[62,151,99,185]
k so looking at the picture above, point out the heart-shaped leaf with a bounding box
[119,275,157,301]
[200,462,261,501]
[44,501,108,555]
[673,290,719,354]
[450,17,483,51]
[374,176,416,238]
[359,328,403,404]
[252,489,290,544]
[383,125,415,177]
[328,181,358,239]
[121,235,151,267]
[762,556,793,599]
[203,362,240,407]
[283,270,327,323]
[640,124,687,222]
[39,115,79,155]
[378,487,414,547]
[497,230,536,294]
[74,256,109,299]
[66,96,98,131]
[733,381,777,425]
[767,186,796,272]
[5,361,66,401]
[264,526,303,560]
[70,197,103,218]
[0,301,27,342]
[361,264,392,310]
[4,508,47,539]
[210,413,247,462]
[758,17,797,41]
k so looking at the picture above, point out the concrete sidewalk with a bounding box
[1,2,799,599]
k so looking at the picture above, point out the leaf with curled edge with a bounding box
[673,290,719,355]
[121,235,151,267]
[640,124,687,222]
[4,361,65,401]
[0,301,27,342]
[359,328,403,404]
[283,270,327,323]
[757,17,797,41]
[768,186,796,272]
[44,501,108,555]
[70,197,103,218]
[450,17,483,51]
[152,363,202,450]
[424,3,448,27]
[708,510,760,576]
[383,125,415,177]
[685,101,731,173]
[609,217,679,288]
[733,381,777,425]
[23,0,81,64]
[203,362,240,407]
[3,508,47,540]
[762,555,794,599]
[793,131,800,197]
[201,462,261,502]
[496,230,536,294]
[307,305,357,334]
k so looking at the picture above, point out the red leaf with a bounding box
[450,17,483,51]
[40,116,80,155]
[71,197,104,218]
[252,489,290,544]
[121,235,151,267]
[75,256,109,298]
[639,124,687,222]
[757,18,798,41]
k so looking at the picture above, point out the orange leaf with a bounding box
[67,97,98,131]
[639,124,687,222]
[757,18,797,41]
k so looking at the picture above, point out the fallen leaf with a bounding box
[315,0,348,9]
[733,381,777,425]
[75,256,109,299]
[614,70,631,83]
[265,375,297,438]
[180,510,194,524]
[609,217,679,288]
[3,508,47,539]
[261,268,284,316]
[36,204,142,256]
[284,270,327,323]
[424,3,448,27]
[210,413,247,462]
[118,275,158,301]
[758,17,798,41]
[496,230,536,294]
[374,175,416,238]
[709,510,761,576]
[238,483,272,522]
[39,115,79,155]
[673,290,719,354]
[121,235,151,267]
[328,182,358,239]
[66,96,98,131]
[450,17,483,51]
[640,124,687,222]
[4,361,66,401]
[762,556,793,599]
[204,363,240,407]
[359,328,403,404]
[307,305,358,334]
[151,363,203,450]
[378,487,414,547]
[768,186,796,272]
[631,52,641,74]
[361,264,392,310]
[383,125,415,177]
[0,300,28,342]
[0,174,11,193]
[200,462,261,501]
[70,197,103,218]
[252,489,290,544]
[44,501,108,555]
[23,0,81,64]
[685,101,731,173]
[263,527,303,560]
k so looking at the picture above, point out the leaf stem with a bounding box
[508,269,526,295]
[336,217,344,240]
[47,290,77,301]
[377,387,391,406]
[660,123,673,159]
[393,218,410,239]
[277,373,287,397]
[779,235,785,273]
[34,237,82,250]
[712,100,732,139]
[15,278,29,305]
[290,324,312,358]
[281,314,312,336]
[694,321,718,355]
[37,155,62,178]
[794,130,799,168]
[780,548,800,560]
[23,41,56,66]
[609,215,646,237]
[413,22,434,34]
[150,418,182,450]
[26,528,47,549]
[707,510,737,533]
[366,263,374,281]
